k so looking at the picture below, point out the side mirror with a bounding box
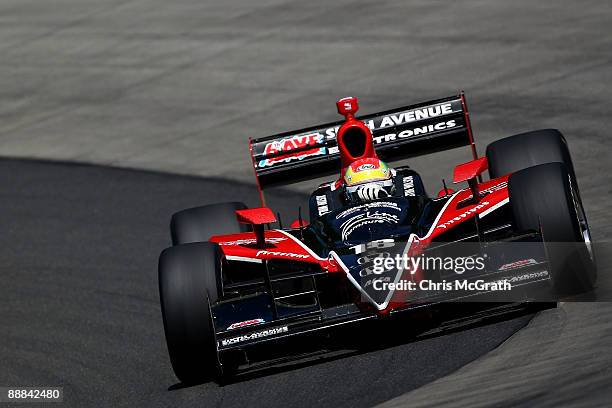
[235,207,277,247]
[453,157,488,200]
[453,157,488,184]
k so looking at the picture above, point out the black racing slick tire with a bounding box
[171,201,249,245]
[159,242,222,383]
[486,129,577,181]
[508,163,596,296]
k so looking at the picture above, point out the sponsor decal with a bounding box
[356,163,376,171]
[316,195,329,216]
[437,201,490,230]
[494,270,549,285]
[256,102,461,168]
[499,259,538,271]
[227,318,265,330]
[220,326,289,346]
[322,102,458,139]
[378,103,454,128]
[481,181,507,194]
[258,133,325,168]
[256,250,310,259]
[255,101,462,171]
[403,176,415,197]
[340,211,400,241]
[218,237,287,246]
[336,201,400,220]
[372,120,457,144]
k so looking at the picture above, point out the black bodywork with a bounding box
[211,182,552,374]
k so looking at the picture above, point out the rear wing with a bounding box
[250,93,476,190]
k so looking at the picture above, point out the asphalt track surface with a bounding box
[1,0,612,406]
[0,158,535,407]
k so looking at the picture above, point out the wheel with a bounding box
[171,202,249,245]
[486,129,577,181]
[508,163,596,296]
[158,242,222,383]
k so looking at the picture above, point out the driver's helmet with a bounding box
[343,158,394,202]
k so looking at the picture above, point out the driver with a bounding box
[335,96,396,204]
[309,96,425,219]
[343,157,395,203]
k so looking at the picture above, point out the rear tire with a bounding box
[159,242,222,383]
[171,202,249,245]
[486,129,576,181]
[508,163,595,296]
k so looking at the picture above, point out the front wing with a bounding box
[211,241,552,372]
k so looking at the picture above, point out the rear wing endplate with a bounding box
[250,93,476,190]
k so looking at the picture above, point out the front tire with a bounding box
[171,202,249,245]
[508,163,595,296]
[159,242,222,383]
[486,129,577,181]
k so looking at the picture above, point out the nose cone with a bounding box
[335,97,377,173]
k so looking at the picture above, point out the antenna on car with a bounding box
[277,212,283,230]
[442,178,449,196]
[298,207,304,239]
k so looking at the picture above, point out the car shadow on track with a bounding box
[168,303,544,391]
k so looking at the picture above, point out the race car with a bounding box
[158,93,596,383]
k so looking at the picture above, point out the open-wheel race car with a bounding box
[158,93,596,383]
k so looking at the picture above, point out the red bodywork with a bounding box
[235,207,277,225]
[211,176,511,313]
[453,157,488,184]
[211,96,512,313]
